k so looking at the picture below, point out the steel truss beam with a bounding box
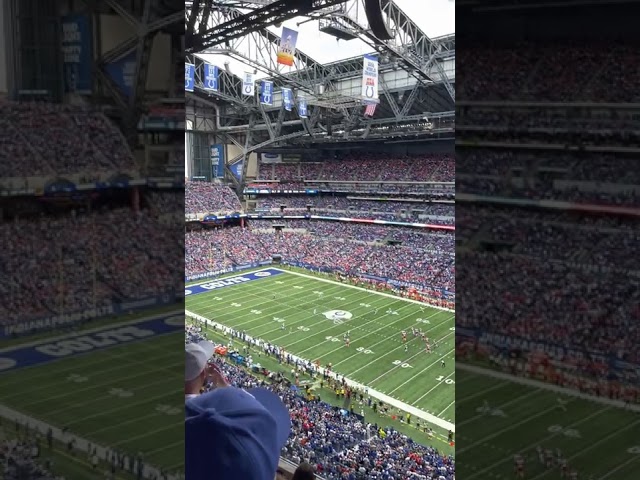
[84,0,181,146]
[186,0,349,52]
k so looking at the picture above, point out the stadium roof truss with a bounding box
[83,0,182,145]
[186,0,454,188]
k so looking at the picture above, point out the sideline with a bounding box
[458,363,640,413]
[275,267,455,313]
[0,403,177,480]
[186,310,455,432]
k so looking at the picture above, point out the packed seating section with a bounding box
[185,182,242,214]
[185,223,454,293]
[0,198,183,329]
[256,153,455,183]
[0,102,135,177]
[459,41,640,102]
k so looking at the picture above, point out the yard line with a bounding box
[0,339,178,396]
[528,418,640,480]
[279,267,454,312]
[368,337,454,389]
[9,361,181,407]
[410,371,455,405]
[463,407,612,478]
[437,400,455,417]
[193,276,396,338]
[455,380,510,405]
[298,308,448,358]
[341,315,453,374]
[64,389,181,428]
[110,421,183,447]
[599,451,640,479]
[37,374,180,417]
[456,389,546,427]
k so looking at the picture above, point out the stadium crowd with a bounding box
[0,101,135,177]
[254,197,454,223]
[257,153,454,183]
[186,326,455,480]
[0,199,182,331]
[459,40,640,102]
[457,149,640,205]
[185,222,454,293]
[456,201,640,401]
[185,182,242,214]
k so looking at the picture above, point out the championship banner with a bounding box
[242,72,255,96]
[61,15,93,94]
[211,144,224,178]
[298,96,308,118]
[185,64,195,92]
[260,81,273,105]
[277,27,298,66]
[204,64,219,92]
[105,49,137,97]
[361,54,379,103]
[282,88,293,111]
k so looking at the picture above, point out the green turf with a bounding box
[456,365,640,479]
[200,322,455,456]
[0,330,184,474]
[186,268,456,429]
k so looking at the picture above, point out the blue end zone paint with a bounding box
[0,314,183,373]
[184,268,283,297]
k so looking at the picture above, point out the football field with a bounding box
[185,267,456,431]
[0,312,184,476]
[457,364,640,479]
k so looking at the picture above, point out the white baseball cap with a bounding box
[185,341,216,381]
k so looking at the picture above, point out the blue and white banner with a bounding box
[361,54,379,103]
[105,49,137,97]
[242,72,255,96]
[282,88,293,111]
[185,64,195,92]
[204,64,219,91]
[260,81,273,105]
[298,96,308,118]
[61,15,93,94]
[211,144,224,178]
[185,269,284,297]
[0,315,183,371]
[230,161,243,180]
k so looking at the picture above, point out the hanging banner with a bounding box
[105,49,137,97]
[204,64,219,91]
[361,54,379,103]
[242,72,255,96]
[277,27,298,66]
[211,144,224,178]
[282,88,293,111]
[298,97,308,118]
[260,81,273,105]
[61,15,93,94]
[230,162,243,180]
[185,64,195,92]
